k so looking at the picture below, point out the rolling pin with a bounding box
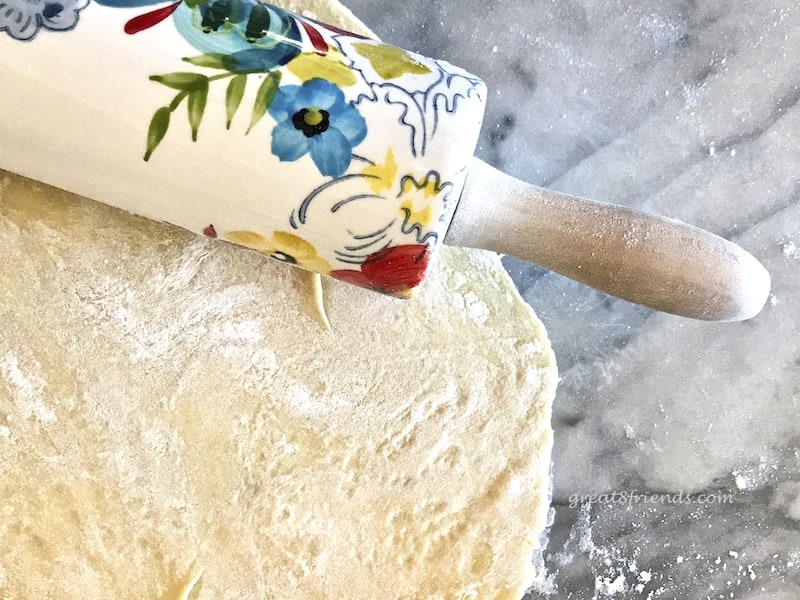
[0,0,770,320]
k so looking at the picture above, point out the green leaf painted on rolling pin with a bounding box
[187,81,209,142]
[183,54,229,70]
[226,74,247,129]
[144,106,171,161]
[167,90,187,112]
[247,71,281,135]
[150,72,209,91]
[352,43,432,80]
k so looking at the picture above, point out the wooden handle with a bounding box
[448,159,771,321]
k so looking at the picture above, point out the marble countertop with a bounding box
[347,0,800,597]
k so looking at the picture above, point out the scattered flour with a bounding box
[780,240,798,259]
[0,350,55,424]
[463,291,490,325]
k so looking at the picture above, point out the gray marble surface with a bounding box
[347,0,800,597]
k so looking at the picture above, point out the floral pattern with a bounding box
[351,43,432,80]
[0,0,88,40]
[397,171,453,234]
[336,36,485,157]
[225,230,331,274]
[286,48,357,87]
[172,0,303,72]
[3,0,486,297]
[330,245,431,299]
[361,149,398,194]
[269,78,367,178]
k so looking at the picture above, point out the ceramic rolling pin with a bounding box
[0,0,770,320]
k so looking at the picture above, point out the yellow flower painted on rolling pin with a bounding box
[225,230,331,274]
[397,172,443,229]
[361,149,398,194]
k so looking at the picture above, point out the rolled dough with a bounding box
[0,2,557,599]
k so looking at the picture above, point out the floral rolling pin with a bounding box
[0,0,771,319]
[0,0,486,298]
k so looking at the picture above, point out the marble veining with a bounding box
[348,0,800,597]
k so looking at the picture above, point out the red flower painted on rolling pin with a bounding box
[330,244,431,298]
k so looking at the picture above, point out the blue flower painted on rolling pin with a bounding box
[173,0,303,72]
[94,0,304,72]
[0,0,88,40]
[126,0,362,166]
[270,78,367,178]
